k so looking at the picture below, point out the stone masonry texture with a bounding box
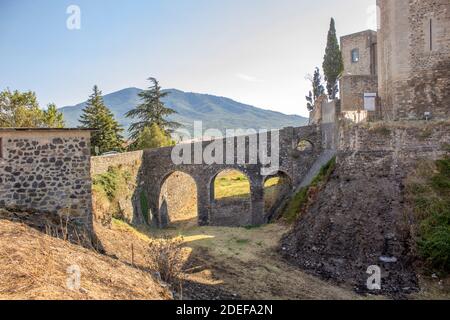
[282,120,450,296]
[377,0,450,120]
[0,129,93,230]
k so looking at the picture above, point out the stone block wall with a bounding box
[341,30,377,76]
[90,150,145,226]
[91,150,143,175]
[377,0,450,120]
[0,129,93,229]
[283,120,450,295]
[340,75,378,112]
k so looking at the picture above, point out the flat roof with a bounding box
[341,29,377,40]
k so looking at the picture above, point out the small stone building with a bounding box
[339,30,379,122]
[339,0,450,123]
[0,128,93,228]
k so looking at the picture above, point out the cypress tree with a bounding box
[322,18,344,100]
[79,85,124,154]
[306,67,325,111]
[126,77,179,141]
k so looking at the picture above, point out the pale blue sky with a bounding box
[0,0,376,117]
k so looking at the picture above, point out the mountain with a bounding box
[59,88,308,136]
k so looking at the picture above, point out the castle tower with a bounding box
[377,0,450,121]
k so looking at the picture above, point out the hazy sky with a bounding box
[0,0,377,117]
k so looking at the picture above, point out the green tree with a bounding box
[43,103,65,128]
[322,18,343,100]
[79,85,124,154]
[306,67,325,111]
[130,123,175,151]
[0,89,44,127]
[126,77,179,141]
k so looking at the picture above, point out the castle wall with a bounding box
[0,129,93,229]
[377,0,450,120]
[91,151,145,226]
[340,75,378,112]
[340,30,378,116]
[283,120,450,295]
[341,30,377,76]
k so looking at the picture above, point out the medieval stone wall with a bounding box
[90,150,145,226]
[0,129,92,229]
[142,125,322,228]
[377,0,450,120]
[91,150,143,175]
[341,30,377,76]
[282,120,450,295]
[340,75,378,112]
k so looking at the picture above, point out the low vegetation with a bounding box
[92,166,136,222]
[407,157,450,274]
[146,235,185,286]
[214,171,251,200]
[281,157,336,223]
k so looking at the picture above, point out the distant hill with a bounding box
[59,88,308,136]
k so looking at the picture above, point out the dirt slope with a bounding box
[0,218,171,300]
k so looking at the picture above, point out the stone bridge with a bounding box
[139,125,324,227]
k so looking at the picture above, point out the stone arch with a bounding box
[208,168,253,226]
[158,170,199,228]
[263,170,293,218]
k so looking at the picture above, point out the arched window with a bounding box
[296,140,314,153]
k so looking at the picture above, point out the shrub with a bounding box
[146,235,185,286]
[281,156,336,224]
[410,157,450,274]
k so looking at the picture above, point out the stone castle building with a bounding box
[340,0,450,121]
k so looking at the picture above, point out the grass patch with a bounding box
[214,170,250,200]
[93,167,122,201]
[235,239,250,245]
[281,156,336,224]
[408,157,450,274]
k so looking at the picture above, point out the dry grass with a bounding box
[0,217,171,300]
[146,236,185,286]
[214,170,251,199]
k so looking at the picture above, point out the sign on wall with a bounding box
[364,93,377,111]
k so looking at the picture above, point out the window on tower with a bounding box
[351,48,359,63]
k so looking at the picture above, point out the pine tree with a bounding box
[43,103,65,128]
[130,123,175,151]
[322,18,343,100]
[126,77,179,141]
[79,85,124,154]
[305,67,325,111]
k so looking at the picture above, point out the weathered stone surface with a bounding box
[0,130,93,231]
[377,0,450,120]
[281,120,450,296]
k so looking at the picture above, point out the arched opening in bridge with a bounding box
[159,171,198,228]
[296,140,314,154]
[212,169,251,201]
[210,169,252,226]
[263,171,292,218]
